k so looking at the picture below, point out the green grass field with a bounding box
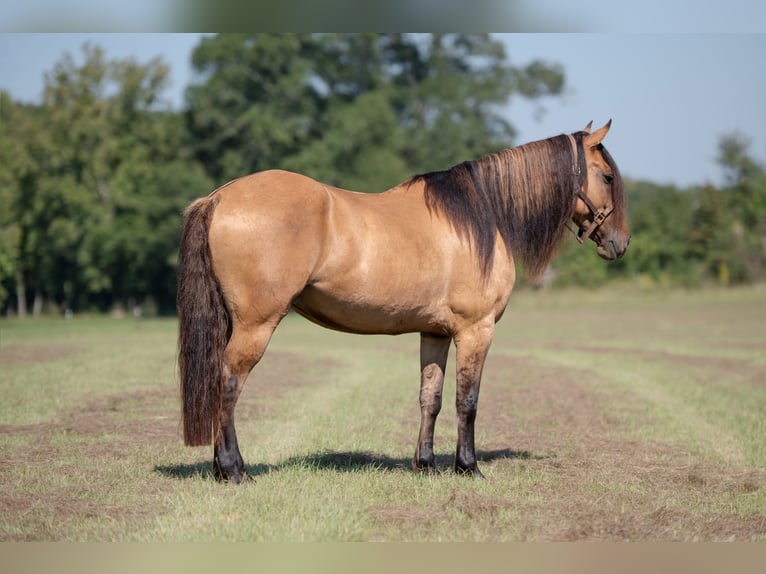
[1,286,765,541]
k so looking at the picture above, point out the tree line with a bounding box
[1,34,764,317]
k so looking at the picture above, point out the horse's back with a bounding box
[212,169,329,214]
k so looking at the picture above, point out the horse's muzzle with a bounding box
[597,233,630,260]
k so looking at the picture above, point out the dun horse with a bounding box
[177,121,630,483]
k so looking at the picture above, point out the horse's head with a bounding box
[572,120,630,260]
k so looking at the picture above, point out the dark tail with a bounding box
[177,195,229,446]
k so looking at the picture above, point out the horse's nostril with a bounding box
[607,239,618,258]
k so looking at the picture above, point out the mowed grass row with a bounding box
[495,287,766,467]
[1,286,764,541]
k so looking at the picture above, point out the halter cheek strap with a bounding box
[567,133,614,244]
[574,191,614,244]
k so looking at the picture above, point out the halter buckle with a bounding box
[575,204,613,244]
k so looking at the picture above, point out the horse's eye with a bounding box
[602,174,614,184]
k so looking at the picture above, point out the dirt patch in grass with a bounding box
[0,342,81,367]
[1,487,164,541]
[0,385,179,541]
[370,353,766,541]
[0,349,338,540]
[568,344,766,388]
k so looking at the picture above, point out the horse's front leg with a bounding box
[453,321,494,478]
[413,333,451,473]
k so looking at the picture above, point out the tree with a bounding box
[621,180,696,285]
[185,34,321,184]
[711,134,766,283]
[185,34,565,190]
[688,184,736,284]
[389,33,563,174]
[3,45,212,315]
[0,92,27,313]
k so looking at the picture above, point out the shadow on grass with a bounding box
[154,461,271,481]
[155,448,549,481]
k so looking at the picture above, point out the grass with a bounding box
[1,286,765,541]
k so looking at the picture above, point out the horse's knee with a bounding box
[420,391,442,415]
[420,365,444,412]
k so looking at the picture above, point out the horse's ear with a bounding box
[583,119,611,147]
[582,120,593,133]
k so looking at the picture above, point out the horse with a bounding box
[177,121,630,483]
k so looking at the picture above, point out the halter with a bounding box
[567,133,614,244]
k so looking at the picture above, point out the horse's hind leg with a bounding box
[213,323,276,483]
[413,333,451,473]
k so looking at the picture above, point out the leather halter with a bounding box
[567,133,614,244]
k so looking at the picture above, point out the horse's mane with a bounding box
[410,133,588,280]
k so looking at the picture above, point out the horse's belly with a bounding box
[291,285,449,336]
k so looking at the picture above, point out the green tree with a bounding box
[712,134,766,283]
[186,34,321,183]
[390,33,563,174]
[0,92,59,316]
[185,34,565,190]
[3,45,212,315]
[688,184,735,285]
[623,180,696,285]
[0,92,28,313]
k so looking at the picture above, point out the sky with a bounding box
[1,32,765,188]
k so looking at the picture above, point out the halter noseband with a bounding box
[567,133,614,244]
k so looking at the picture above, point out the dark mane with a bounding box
[411,134,585,280]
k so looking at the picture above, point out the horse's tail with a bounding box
[177,195,229,446]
